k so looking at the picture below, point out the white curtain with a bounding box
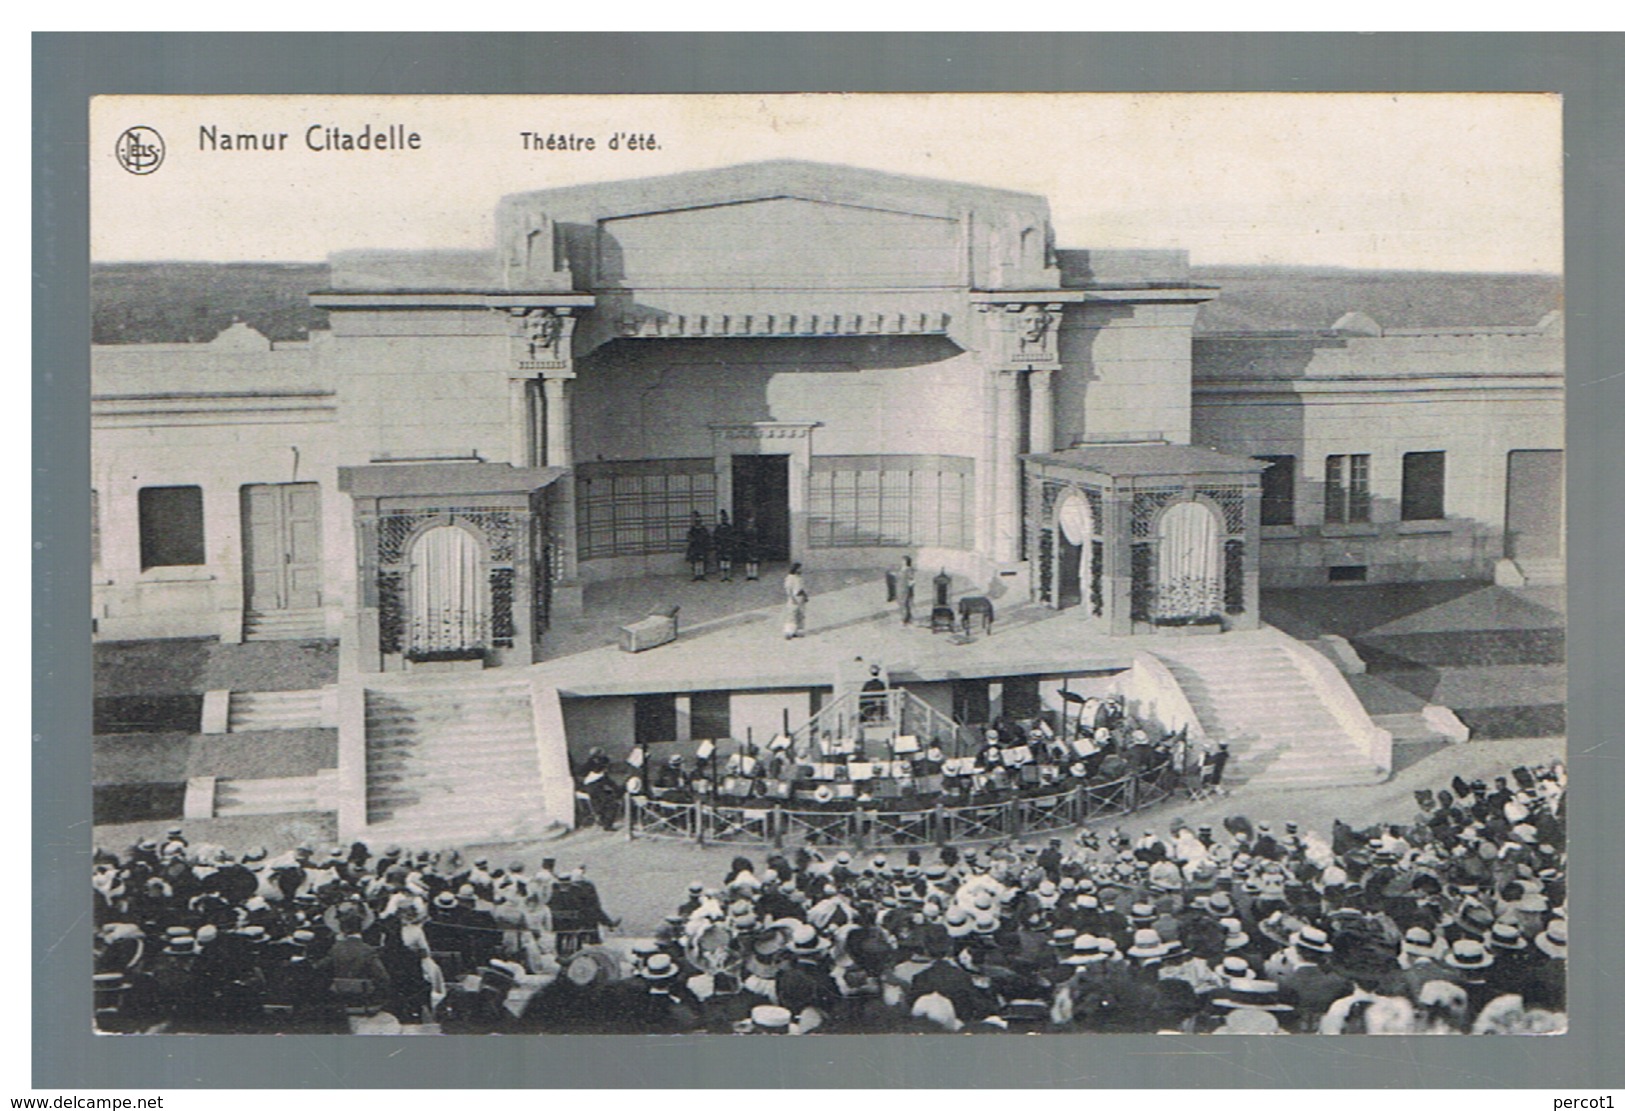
[409,525,484,651]
[1156,501,1221,620]
[1056,493,1094,607]
[1057,493,1092,546]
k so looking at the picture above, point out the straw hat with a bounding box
[1291,925,1334,955]
[1213,1007,1283,1034]
[1444,938,1495,971]
[1064,935,1109,966]
[1402,926,1441,960]
[1127,928,1169,961]
[1488,921,1529,952]
[1213,977,1293,1012]
[751,1004,792,1031]
[1535,919,1567,960]
[642,953,679,981]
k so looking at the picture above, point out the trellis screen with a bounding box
[808,455,973,549]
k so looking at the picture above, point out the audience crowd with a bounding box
[93,760,1565,1035]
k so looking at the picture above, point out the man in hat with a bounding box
[635,952,704,1032]
[775,923,839,1027]
[1273,925,1348,1030]
[312,906,391,1019]
[1522,919,1566,1011]
[1439,938,1500,1015]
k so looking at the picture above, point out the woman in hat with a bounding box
[783,563,807,639]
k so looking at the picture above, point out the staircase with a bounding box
[214,769,339,816]
[1152,635,1388,790]
[1516,557,1565,587]
[362,679,557,846]
[228,688,330,732]
[243,608,329,641]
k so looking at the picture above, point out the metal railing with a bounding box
[790,688,969,758]
[627,758,1177,848]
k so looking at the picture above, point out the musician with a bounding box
[974,732,1004,773]
[653,755,690,799]
[860,666,888,723]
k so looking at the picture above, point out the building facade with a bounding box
[90,161,1564,665]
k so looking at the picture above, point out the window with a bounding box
[1256,456,1296,527]
[138,486,205,569]
[1401,451,1447,521]
[1324,455,1370,525]
[91,489,101,566]
[952,679,991,726]
[634,694,677,745]
[1000,677,1041,720]
[689,691,732,741]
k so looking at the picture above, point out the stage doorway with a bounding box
[408,524,486,655]
[1054,491,1092,610]
[732,453,791,562]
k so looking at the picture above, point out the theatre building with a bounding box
[89,161,1563,841]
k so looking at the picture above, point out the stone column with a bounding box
[541,375,573,467]
[1028,367,1055,455]
[991,369,1023,564]
[349,502,382,673]
[1237,482,1263,631]
[508,377,533,467]
[974,301,1063,573]
[542,374,582,613]
[1104,486,1135,636]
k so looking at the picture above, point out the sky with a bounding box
[90,93,1563,273]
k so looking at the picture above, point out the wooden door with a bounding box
[1505,450,1564,561]
[241,483,322,612]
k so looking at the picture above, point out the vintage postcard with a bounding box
[87,93,1565,1036]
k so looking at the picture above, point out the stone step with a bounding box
[1247,765,1388,788]
[365,685,531,706]
[366,716,536,736]
[243,610,329,641]
[364,724,533,740]
[229,689,330,732]
[215,769,338,815]
[365,712,534,731]
[1518,558,1565,587]
[365,789,549,815]
[361,681,552,842]
[1372,712,1450,745]
[367,714,532,730]
[1186,699,1332,717]
[367,753,541,779]
[366,736,537,757]
[1153,637,1383,791]
[362,811,561,849]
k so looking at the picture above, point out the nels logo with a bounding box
[114,126,165,175]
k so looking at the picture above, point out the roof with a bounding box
[1024,443,1267,479]
[337,463,568,498]
[1192,266,1561,334]
[497,159,1050,224]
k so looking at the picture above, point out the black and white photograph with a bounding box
[84,91,1567,1038]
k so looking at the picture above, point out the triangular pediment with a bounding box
[598,195,963,290]
[500,159,1047,226]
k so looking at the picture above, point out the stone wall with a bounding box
[1191,325,1563,584]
